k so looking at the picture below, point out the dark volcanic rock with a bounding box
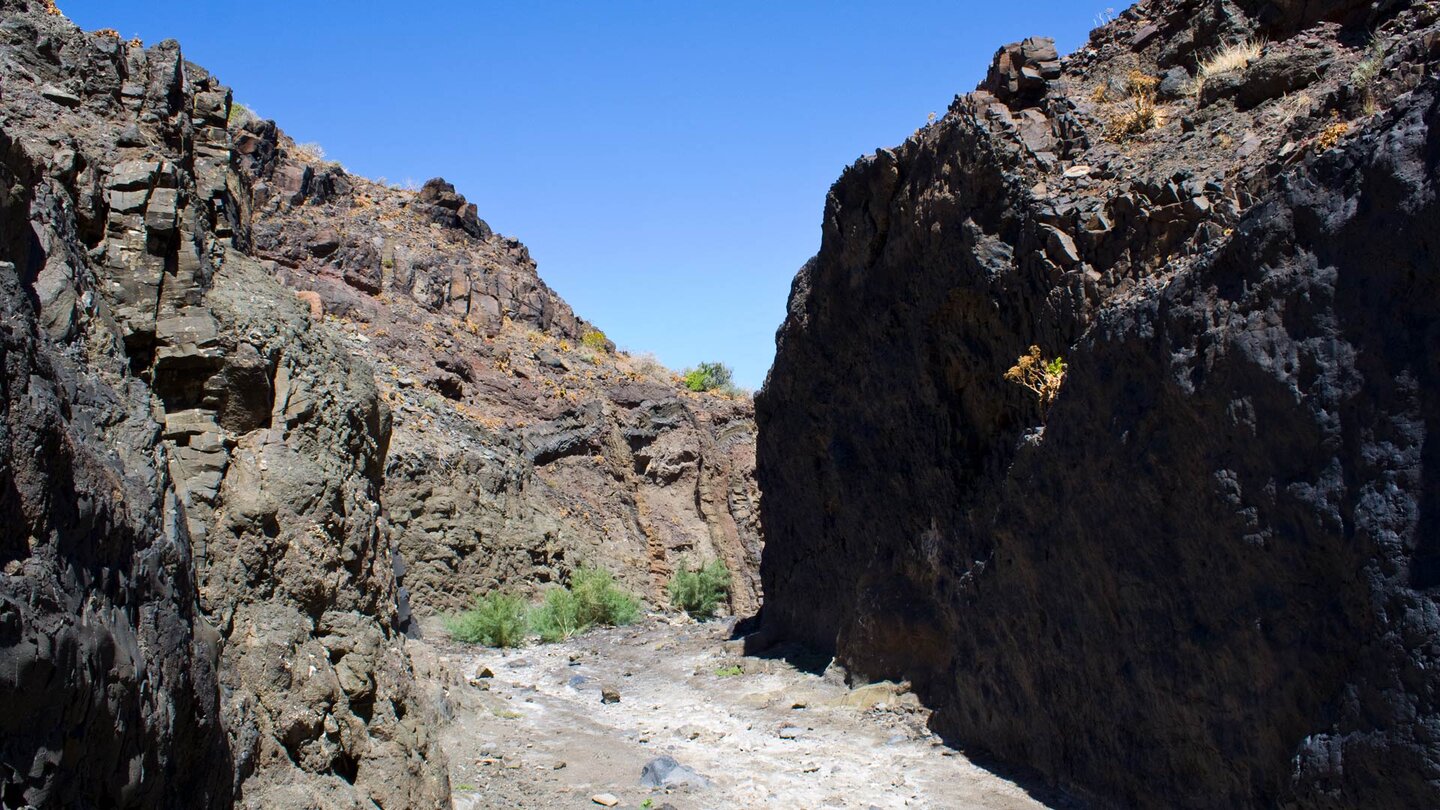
[0,2,448,807]
[756,2,1440,808]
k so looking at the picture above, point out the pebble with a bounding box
[601,684,621,704]
[591,793,620,807]
[778,726,802,739]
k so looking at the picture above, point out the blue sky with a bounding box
[61,1,1118,389]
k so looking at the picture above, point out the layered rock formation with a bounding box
[756,0,1440,807]
[226,120,762,620]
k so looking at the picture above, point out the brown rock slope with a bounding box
[756,0,1440,807]
[0,1,448,806]
[226,119,761,619]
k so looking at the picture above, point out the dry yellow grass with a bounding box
[1107,71,1161,140]
[1193,39,1264,96]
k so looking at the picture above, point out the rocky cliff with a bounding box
[227,115,761,620]
[0,2,450,806]
[756,0,1440,807]
[0,0,761,805]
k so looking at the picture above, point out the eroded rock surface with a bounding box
[0,2,446,805]
[226,116,762,620]
[756,1,1440,807]
[1,0,764,804]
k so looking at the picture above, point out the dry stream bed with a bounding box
[410,618,1069,809]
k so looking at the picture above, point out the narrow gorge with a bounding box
[2,0,1438,808]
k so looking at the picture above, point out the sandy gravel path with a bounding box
[412,617,1071,809]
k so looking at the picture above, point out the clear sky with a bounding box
[60,1,1120,389]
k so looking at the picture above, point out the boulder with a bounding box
[639,755,710,789]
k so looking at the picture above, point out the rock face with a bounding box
[226,113,762,620]
[756,1,1440,807]
[0,1,446,806]
[0,1,761,802]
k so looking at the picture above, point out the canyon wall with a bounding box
[0,0,762,804]
[756,0,1440,807]
[228,117,762,621]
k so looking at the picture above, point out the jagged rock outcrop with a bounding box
[756,0,1440,807]
[0,2,447,806]
[224,119,762,620]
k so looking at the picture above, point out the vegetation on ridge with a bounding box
[683,361,742,396]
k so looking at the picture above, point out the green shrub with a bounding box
[581,329,609,352]
[571,565,641,625]
[668,559,731,619]
[530,566,640,642]
[715,665,744,677]
[227,101,258,130]
[530,587,585,642]
[446,592,528,647]
[682,361,735,393]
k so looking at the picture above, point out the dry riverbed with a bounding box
[409,617,1071,809]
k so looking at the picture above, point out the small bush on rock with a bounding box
[682,362,748,397]
[531,587,585,642]
[581,329,609,352]
[571,565,641,626]
[1005,345,1067,420]
[227,102,258,130]
[668,560,731,619]
[446,592,528,647]
[1108,71,1160,139]
[682,361,734,393]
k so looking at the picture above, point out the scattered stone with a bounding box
[778,726,802,739]
[476,666,495,679]
[590,793,620,807]
[1042,225,1081,267]
[983,36,1062,107]
[640,755,711,789]
[294,290,324,320]
[1130,23,1161,49]
[116,124,146,146]
[307,229,341,257]
[40,84,81,107]
[601,684,622,704]
[1157,67,1191,101]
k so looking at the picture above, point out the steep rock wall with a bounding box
[0,2,448,806]
[756,0,1440,807]
[227,121,762,619]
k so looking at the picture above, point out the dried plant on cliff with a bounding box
[291,141,327,163]
[1107,71,1161,139]
[1193,38,1264,97]
[1005,345,1067,418]
[1351,38,1387,114]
